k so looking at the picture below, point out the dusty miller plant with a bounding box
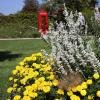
[45,4,100,78]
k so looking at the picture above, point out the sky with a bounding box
[0,0,43,15]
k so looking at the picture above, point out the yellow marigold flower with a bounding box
[67,91,73,96]
[13,95,21,100]
[43,86,50,93]
[57,89,64,95]
[19,61,24,66]
[93,73,99,79]
[52,79,58,86]
[80,90,87,96]
[13,84,17,87]
[25,86,32,91]
[71,87,77,92]
[32,84,37,90]
[32,56,36,61]
[48,74,54,80]
[88,95,94,100]
[70,95,80,100]
[45,66,51,71]
[33,71,39,77]
[14,79,18,83]
[7,87,13,93]
[12,70,18,75]
[9,77,13,81]
[81,82,87,89]
[86,79,92,85]
[41,60,45,64]
[76,85,83,91]
[20,79,27,85]
[35,64,41,69]
[28,91,38,98]
[17,88,21,92]
[76,96,80,100]
[13,87,16,91]
[16,66,21,70]
[46,81,52,86]
[23,90,29,96]
[36,52,42,56]
[38,77,45,82]
[38,83,44,90]
[23,96,31,100]
[97,90,100,98]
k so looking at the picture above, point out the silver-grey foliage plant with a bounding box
[46,4,100,76]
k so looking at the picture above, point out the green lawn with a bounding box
[0,39,50,100]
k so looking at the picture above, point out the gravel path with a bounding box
[0,38,41,40]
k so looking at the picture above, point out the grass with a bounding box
[0,39,50,100]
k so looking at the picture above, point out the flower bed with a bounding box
[7,52,100,100]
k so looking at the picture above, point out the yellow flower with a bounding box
[76,85,83,91]
[16,66,21,70]
[71,87,77,92]
[32,56,36,61]
[38,77,45,82]
[88,95,94,100]
[12,70,18,75]
[93,73,99,79]
[38,83,44,90]
[13,95,21,100]
[52,79,58,86]
[19,61,24,66]
[43,86,50,93]
[81,82,87,89]
[70,95,80,100]
[25,86,32,91]
[33,71,39,77]
[86,79,92,85]
[35,64,41,69]
[41,60,45,63]
[7,87,13,93]
[9,77,13,81]
[32,84,37,91]
[13,84,17,87]
[45,66,51,71]
[46,81,52,86]
[97,90,100,98]
[76,96,80,100]
[14,79,18,83]
[48,74,54,80]
[80,90,87,96]
[36,52,43,56]
[28,91,38,98]
[17,88,21,92]
[23,96,31,100]
[67,91,73,96]
[57,89,64,95]
[20,79,27,85]
[23,90,29,96]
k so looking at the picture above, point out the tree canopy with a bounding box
[21,0,39,13]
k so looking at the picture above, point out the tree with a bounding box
[42,0,96,11]
[21,0,39,13]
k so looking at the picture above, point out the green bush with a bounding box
[0,12,40,38]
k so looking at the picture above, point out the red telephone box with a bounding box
[38,11,48,36]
